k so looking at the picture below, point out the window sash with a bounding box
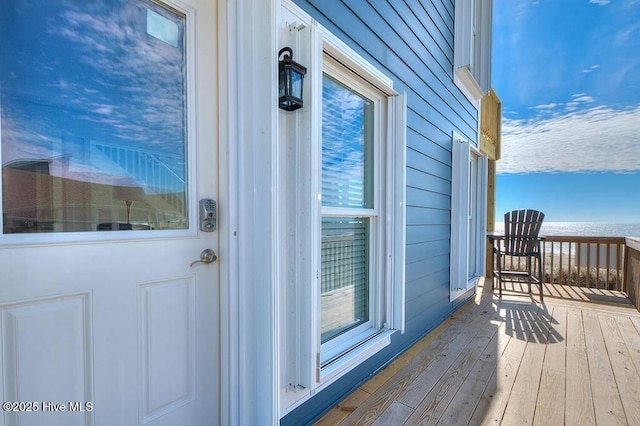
[321,74,374,209]
[320,217,371,344]
[319,55,383,360]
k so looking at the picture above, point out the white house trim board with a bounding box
[222,0,279,424]
[389,93,407,333]
[277,3,317,402]
[454,67,483,108]
[218,0,239,424]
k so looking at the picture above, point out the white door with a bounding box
[0,0,220,425]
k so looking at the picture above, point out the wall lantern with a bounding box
[278,47,307,111]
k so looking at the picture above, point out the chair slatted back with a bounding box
[504,209,545,255]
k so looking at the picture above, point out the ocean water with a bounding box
[495,221,640,238]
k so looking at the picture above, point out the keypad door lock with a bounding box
[199,199,216,232]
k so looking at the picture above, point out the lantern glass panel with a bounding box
[279,66,290,98]
[291,69,303,100]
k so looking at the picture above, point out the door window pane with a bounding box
[322,74,373,209]
[321,217,369,343]
[1,0,187,233]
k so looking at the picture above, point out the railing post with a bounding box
[618,244,623,292]
[624,238,640,311]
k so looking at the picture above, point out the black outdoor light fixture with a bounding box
[278,47,307,111]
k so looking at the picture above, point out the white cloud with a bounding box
[497,105,640,174]
[556,93,596,112]
[93,105,114,115]
[616,22,640,43]
[532,103,560,110]
[581,64,600,73]
[589,0,611,5]
[571,94,595,103]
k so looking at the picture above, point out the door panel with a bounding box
[139,278,196,422]
[0,0,219,424]
[2,293,92,426]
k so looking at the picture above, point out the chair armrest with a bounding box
[486,233,505,243]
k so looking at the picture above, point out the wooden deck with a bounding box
[315,279,640,425]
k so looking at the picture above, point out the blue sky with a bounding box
[492,0,640,223]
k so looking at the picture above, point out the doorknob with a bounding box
[190,249,217,267]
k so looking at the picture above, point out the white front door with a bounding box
[0,0,220,425]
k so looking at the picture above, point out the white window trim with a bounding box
[278,0,406,414]
[454,0,492,104]
[314,41,404,381]
[450,132,486,301]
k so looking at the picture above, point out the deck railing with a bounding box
[542,236,626,291]
[497,235,627,292]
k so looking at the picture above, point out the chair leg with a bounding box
[491,245,496,294]
[538,255,543,302]
[497,252,503,298]
[527,257,532,294]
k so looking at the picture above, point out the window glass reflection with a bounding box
[320,217,370,343]
[322,74,373,209]
[1,0,188,233]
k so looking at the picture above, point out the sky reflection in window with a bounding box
[0,0,188,233]
[322,74,373,209]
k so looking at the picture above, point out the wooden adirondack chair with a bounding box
[491,209,545,301]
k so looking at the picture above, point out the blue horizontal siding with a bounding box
[303,1,477,137]
[406,187,451,211]
[405,224,450,245]
[407,128,451,165]
[406,206,451,226]
[406,266,450,300]
[406,167,451,195]
[282,0,479,424]
[405,0,454,51]
[405,253,450,283]
[395,1,454,65]
[407,108,455,152]
[406,275,451,321]
[407,147,452,181]
[406,239,450,264]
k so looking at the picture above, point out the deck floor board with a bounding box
[315,280,640,425]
